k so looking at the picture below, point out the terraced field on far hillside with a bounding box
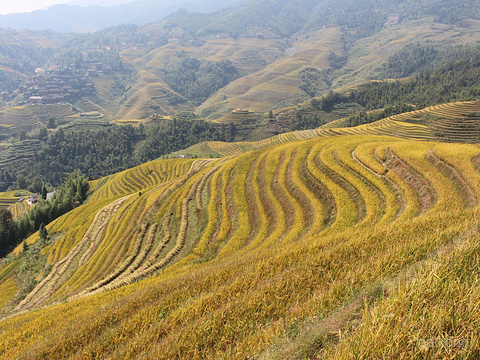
[116,37,284,120]
[197,27,342,118]
[1,107,480,358]
[0,104,74,136]
[177,100,480,158]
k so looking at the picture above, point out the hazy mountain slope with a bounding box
[113,69,192,120]
[0,0,249,33]
[113,0,480,120]
[0,28,62,93]
[116,37,284,119]
[3,0,480,122]
[195,19,480,118]
[196,27,342,118]
[331,18,480,90]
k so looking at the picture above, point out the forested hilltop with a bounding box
[0,116,235,191]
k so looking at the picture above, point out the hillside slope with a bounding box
[1,101,480,358]
[115,13,480,121]
[177,100,480,157]
[115,0,480,121]
[116,36,285,120]
[196,27,342,118]
[2,0,480,126]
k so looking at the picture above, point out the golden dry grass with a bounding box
[0,130,479,358]
[1,100,480,358]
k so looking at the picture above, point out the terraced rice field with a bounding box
[179,101,480,158]
[197,27,342,117]
[0,191,32,213]
[214,109,257,124]
[8,200,33,219]
[0,104,74,135]
[1,116,480,358]
[0,191,18,211]
[0,140,40,166]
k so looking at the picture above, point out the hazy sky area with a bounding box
[0,0,132,14]
[0,0,70,14]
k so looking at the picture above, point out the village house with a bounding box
[86,69,99,77]
[29,96,44,104]
[26,193,41,205]
[46,192,56,200]
[17,65,96,104]
[385,14,402,25]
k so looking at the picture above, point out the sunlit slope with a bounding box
[87,157,209,202]
[197,27,342,118]
[116,38,282,120]
[8,201,33,219]
[178,100,480,157]
[112,69,192,120]
[1,131,480,358]
[0,191,19,210]
[331,17,480,90]
[0,158,199,313]
[0,105,74,135]
[114,17,480,121]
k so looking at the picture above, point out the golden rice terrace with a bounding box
[0,101,480,359]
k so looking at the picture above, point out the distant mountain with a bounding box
[65,0,134,6]
[0,0,249,33]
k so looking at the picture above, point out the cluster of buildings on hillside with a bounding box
[18,67,96,105]
[385,14,402,25]
[18,191,56,205]
[81,57,114,76]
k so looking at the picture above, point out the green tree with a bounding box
[0,209,17,257]
[19,131,26,141]
[47,117,56,129]
[39,223,48,244]
[41,185,48,200]
[16,175,28,190]
[29,176,43,194]
[38,126,48,140]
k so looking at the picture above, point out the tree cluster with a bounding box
[0,116,236,191]
[385,43,480,79]
[135,117,235,162]
[290,111,326,131]
[310,51,480,122]
[0,171,89,258]
[343,103,415,127]
[423,0,480,25]
[352,55,480,110]
[159,52,240,105]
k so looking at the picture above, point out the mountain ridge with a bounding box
[0,0,249,33]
